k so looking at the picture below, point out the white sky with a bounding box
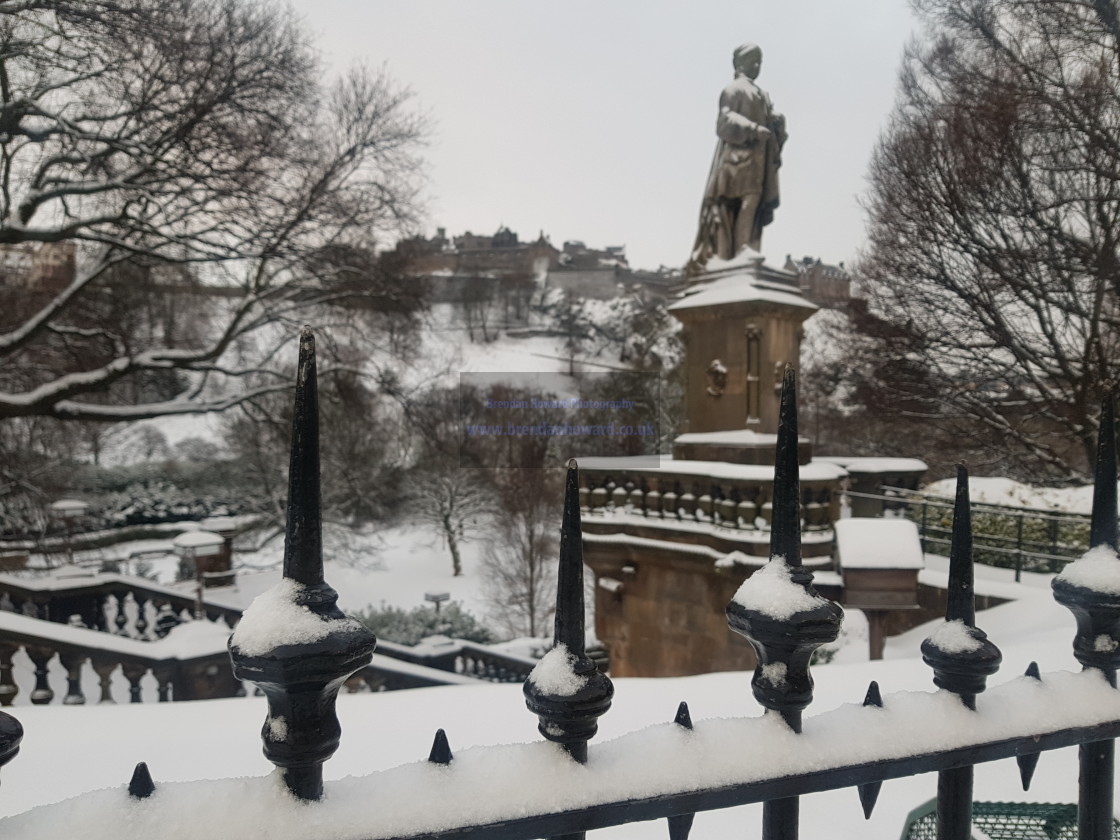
[287,0,921,271]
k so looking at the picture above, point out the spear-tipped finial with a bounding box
[283,326,323,586]
[1091,387,1118,551]
[857,681,884,818]
[947,463,975,625]
[674,701,693,730]
[1015,663,1043,790]
[555,459,586,656]
[128,761,155,799]
[771,366,803,580]
[524,459,614,764]
[428,729,453,765]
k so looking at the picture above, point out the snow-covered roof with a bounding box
[835,519,924,570]
[817,456,928,474]
[674,429,780,446]
[668,272,817,312]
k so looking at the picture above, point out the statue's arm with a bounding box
[715,89,768,146]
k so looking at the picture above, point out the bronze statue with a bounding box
[687,44,786,276]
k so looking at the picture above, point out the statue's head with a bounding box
[733,43,763,79]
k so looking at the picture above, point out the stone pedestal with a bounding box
[668,252,817,442]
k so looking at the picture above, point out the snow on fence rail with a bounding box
[1,333,1119,840]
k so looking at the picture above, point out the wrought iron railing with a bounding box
[1,332,1118,840]
[846,488,1092,578]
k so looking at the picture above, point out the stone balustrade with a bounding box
[577,456,845,559]
[0,608,239,705]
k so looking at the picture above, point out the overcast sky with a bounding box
[287,1,922,271]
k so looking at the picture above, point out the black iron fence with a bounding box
[847,487,1092,579]
[1,334,1119,840]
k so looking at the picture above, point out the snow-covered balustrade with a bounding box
[0,569,242,639]
[2,344,1120,840]
[577,456,840,558]
[0,607,238,705]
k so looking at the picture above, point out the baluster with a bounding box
[96,593,111,632]
[26,645,56,705]
[58,649,86,705]
[646,488,661,519]
[920,465,1002,840]
[678,486,696,520]
[91,657,117,703]
[737,495,757,530]
[0,643,18,707]
[1052,388,1120,840]
[589,482,608,512]
[154,664,175,702]
[661,486,678,520]
[122,662,147,703]
[726,369,842,840]
[628,485,643,514]
[610,484,628,510]
[228,329,377,802]
[578,484,589,511]
[134,593,149,638]
[114,593,129,635]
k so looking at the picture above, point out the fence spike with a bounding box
[523,460,614,765]
[667,812,695,840]
[428,728,453,765]
[1009,664,1043,791]
[1053,387,1120,682]
[1090,386,1118,552]
[674,701,693,730]
[863,681,883,708]
[947,463,975,626]
[555,459,587,656]
[128,761,155,799]
[228,328,377,802]
[726,368,843,735]
[857,682,884,818]
[921,465,1002,710]
[283,326,324,587]
[770,366,804,581]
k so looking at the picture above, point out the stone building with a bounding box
[782,255,851,309]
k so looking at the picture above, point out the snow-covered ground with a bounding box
[923,476,1109,514]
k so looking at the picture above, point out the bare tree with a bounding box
[858,0,1120,480]
[413,467,494,576]
[481,469,562,638]
[0,0,425,422]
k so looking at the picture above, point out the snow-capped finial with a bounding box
[1091,387,1118,552]
[947,463,975,626]
[770,365,802,578]
[523,461,614,764]
[283,327,323,586]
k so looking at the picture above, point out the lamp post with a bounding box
[49,499,89,568]
[172,530,225,619]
